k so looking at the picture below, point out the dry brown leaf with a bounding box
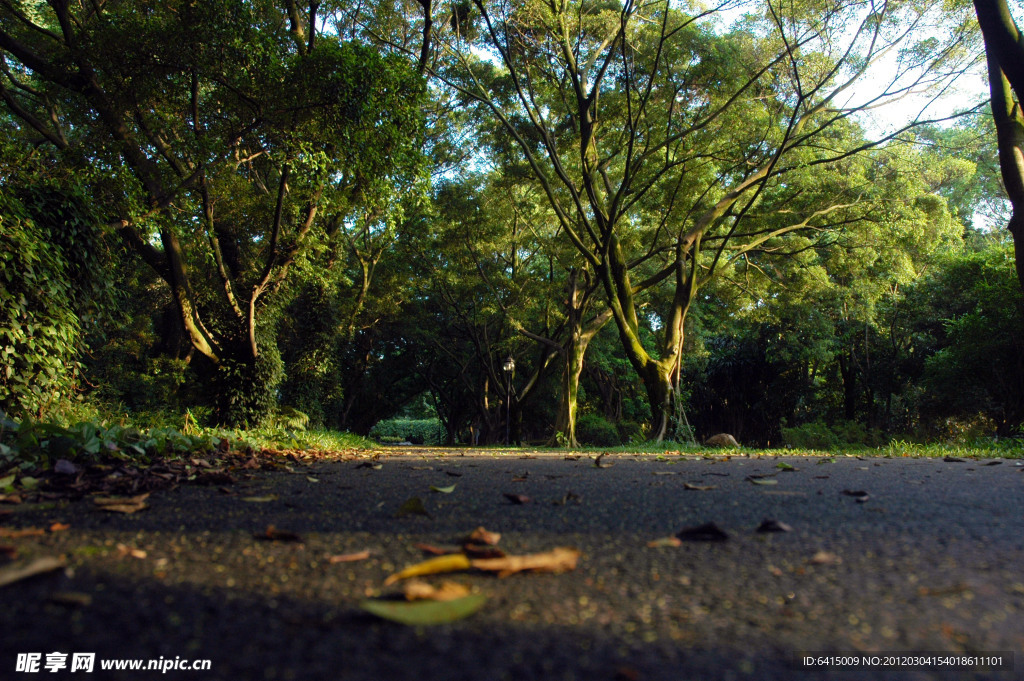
[116,543,147,559]
[646,536,683,548]
[93,493,149,514]
[384,553,473,586]
[503,493,531,505]
[48,522,70,533]
[328,550,371,563]
[466,527,501,546]
[808,551,842,565]
[0,527,45,538]
[0,555,65,588]
[403,580,472,602]
[462,544,506,559]
[255,525,303,543]
[470,547,580,578]
[0,494,23,505]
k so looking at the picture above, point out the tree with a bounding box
[0,0,425,424]
[427,0,978,440]
[974,0,1024,288]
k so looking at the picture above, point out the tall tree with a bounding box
[974,0,1024,288]
[0,0,425,424]
[427,0,978,439]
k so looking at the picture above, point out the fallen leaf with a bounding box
[306,476,319,483]
[48,522,70,533]
[647,536,683,548]
[0,474,14,491]
[466,527,501,546]
[653,471,679,476]
[503,493,531,505]
[756,519,793,533]
[255,525,302,543]
[776,462,795,471]
[384,553,473,586]
[328,550,371,564]
[0,527,45,538]
[677,522,730,541]
[93,493,150,514]
[48,591,92,607]
[593,454,613,468]
[982,460,1002,466]
[943,456,966,463]
[749,478,778,486]
[684,482,717,491]
[0,494,23,505]
[356,462,383,470]
[0,555,65,588]
[360,594,487,625]
[471,547,581,578]
[808,551,842,565]
[0,544,16,558]
[841,490,870,502]
[241,494,279,503]
[430,484,457,494]
[403,580,472,602]
[116,543,147,559]
[395,497,430,518]
[462,544,505,559]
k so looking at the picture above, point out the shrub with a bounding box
[781,419,884,449]
[370,418,442,445]
[576,413,622,447]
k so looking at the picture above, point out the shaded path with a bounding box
[2,450,1022,680]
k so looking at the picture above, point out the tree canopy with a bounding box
[2,0,1021,446]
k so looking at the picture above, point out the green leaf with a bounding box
[359,594,487,625]
[430,484,456,494]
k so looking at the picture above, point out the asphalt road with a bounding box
[2,449,1023,681]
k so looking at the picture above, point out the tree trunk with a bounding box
[642,361,675,443]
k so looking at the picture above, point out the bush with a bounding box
[370,418,442,445]
[0,187,110,418]
[576,413,622,447]
[781,419,885,449]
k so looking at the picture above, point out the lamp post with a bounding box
[503,356,515,445]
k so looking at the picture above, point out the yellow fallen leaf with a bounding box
[383,553,472,586]
[470,547,580,578]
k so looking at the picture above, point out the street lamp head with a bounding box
[503,357,515,374]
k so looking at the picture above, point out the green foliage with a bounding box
[0,186,111,419]
[917,244,1024,433]
[370,419,443,445]
[576,413,622,447]
[213,345,285,428]
[0,411,220,472]
[781,420,886,450]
